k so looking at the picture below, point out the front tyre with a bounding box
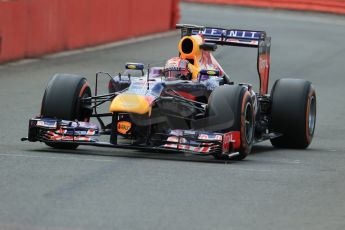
[41,74,92,149]
[205,85,254,160]
[270,78,316,148]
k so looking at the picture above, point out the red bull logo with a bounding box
[117,121,131,135]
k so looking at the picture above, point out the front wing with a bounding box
[23,118,241,158]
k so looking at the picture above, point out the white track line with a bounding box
[44,30,178,59]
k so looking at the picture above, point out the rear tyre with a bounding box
[41,74,92,149]
[270,78,316,148]
[203,85,254,160]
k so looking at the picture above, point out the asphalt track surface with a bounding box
[1,3,345,230]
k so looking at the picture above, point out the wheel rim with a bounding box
[308,95,316,136]
[244,102,253,143]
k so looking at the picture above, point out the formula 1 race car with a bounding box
[22,24,316,160]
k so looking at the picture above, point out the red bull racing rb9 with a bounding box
[22,24,317,160]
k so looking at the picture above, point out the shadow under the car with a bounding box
[28,147,243,164]
[251,145,276,155]
[26,143,281,164]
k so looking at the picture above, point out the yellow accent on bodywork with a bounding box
[109,94,151,114]
[178,35,204,80]
[187,63,200,80]
[178,35,203,60]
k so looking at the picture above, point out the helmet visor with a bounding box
[165,70,181,79]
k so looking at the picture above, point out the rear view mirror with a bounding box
[125,62,144,70]
[198,69,220,81]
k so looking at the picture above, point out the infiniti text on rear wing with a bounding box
[192,27,265,48]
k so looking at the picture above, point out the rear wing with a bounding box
[176,24,271,95]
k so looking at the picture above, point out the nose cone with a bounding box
[109,94,152,115]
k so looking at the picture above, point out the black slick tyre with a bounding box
[41,74,92,149]
[270,78,316,148]
[204,85,254,160]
